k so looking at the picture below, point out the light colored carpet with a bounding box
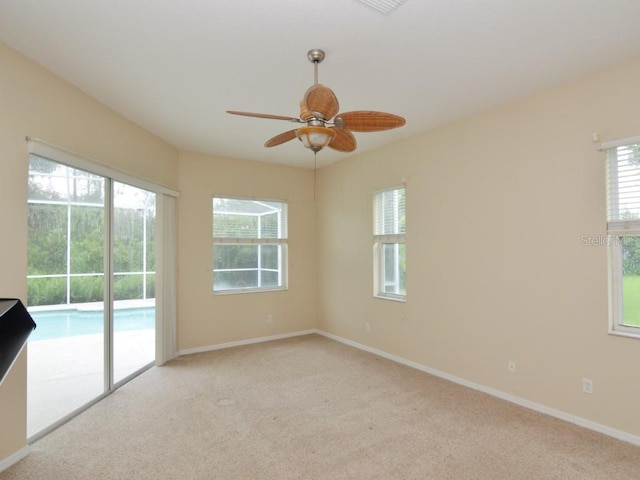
[2,334,639,479]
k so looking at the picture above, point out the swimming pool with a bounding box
[28,307,155,341]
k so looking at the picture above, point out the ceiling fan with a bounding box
[227,49,406,155]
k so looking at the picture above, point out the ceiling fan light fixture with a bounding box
[295,126,336,152]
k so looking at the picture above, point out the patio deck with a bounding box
[27,328,154,437]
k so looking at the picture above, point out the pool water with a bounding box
[28,307,155,341]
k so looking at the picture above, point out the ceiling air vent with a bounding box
[356,0,409,15]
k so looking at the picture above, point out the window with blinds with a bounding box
[606,143,640,231]
[373,186,406,300]
[212,197,287,293]
[605,141,640,337]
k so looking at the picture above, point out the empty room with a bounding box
[1,1,640,478]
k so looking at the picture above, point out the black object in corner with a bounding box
[0,298,37,386]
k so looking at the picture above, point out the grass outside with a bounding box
[622,275,640,326]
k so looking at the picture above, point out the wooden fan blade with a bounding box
[299,101,314,121]
[303,84,339,120]
[328,129,356,152]
[265,129,298,148]
[334,111,406,132]
[227,111,301,122]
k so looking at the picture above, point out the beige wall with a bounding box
[0,42,178,462]
[177,152,317,351]
[317,57,640,438]
[3,33,640,466]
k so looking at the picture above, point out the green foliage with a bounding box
[70,276,103,304]
[630,144,640,165]
[29,156,59,174]
[214,213,258,238]
[28,277,66,307]
[260,212,279,238]
[260,245,278,269]
[214,270,258,290]
[622,237,640,276]
[214,244,257,269]
[622,275,640,326]
[114,207,143,271]
[114,275,143,301]
[28,195,155,305]
[213,244,282,290]
[27,204,67,275]
[146,274,155,298]
[70,206,104,273]
[399,243,407,294]
[146,215,156,270]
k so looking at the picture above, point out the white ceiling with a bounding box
[2,0,640,168]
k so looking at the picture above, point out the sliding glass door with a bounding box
[27,155,156,438]
[112,182,156,384]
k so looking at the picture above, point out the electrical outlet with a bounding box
[507,360,516,374]
[365,322,371,332]
[582,378,594,394]
[267,314,273,324]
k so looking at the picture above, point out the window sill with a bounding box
[608,328,640,340]
[373,294,406,303]
[213,286,287,296]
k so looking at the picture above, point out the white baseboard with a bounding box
[10,329,634,472]
[177,329,317,356]
[315,329,640,448]
[0,446,29,473]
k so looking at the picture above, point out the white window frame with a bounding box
[603,137,640,338]
[212,196,288,294]
[373,186,406,301]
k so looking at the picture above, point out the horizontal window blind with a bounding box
[373,187,406,236]
[607,143,640,228]
[213,238,286,245]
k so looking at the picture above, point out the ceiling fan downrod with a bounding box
[307,49,325,85]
